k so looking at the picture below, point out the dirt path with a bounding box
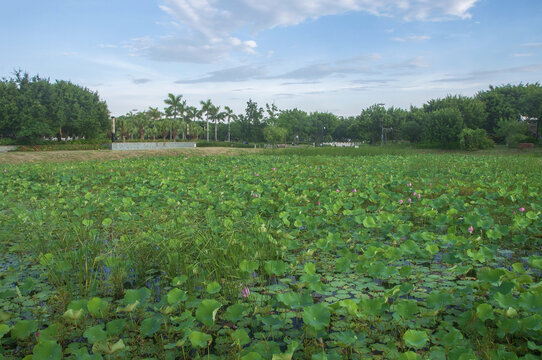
[0,147,261,164]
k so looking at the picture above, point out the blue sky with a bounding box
[1,0,541,117]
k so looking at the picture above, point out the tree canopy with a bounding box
[0,71,109,143]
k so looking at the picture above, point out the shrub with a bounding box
[459,128,494,151]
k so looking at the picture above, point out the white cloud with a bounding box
[521,42,542,48]
[392,35,431,42]
[513,53,532,58]
[133,0,479,63]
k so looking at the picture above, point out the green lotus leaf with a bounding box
[189,331,212,348]
[241,352,263,360]
[206,281,222,294]
[362,216,377,228]
[477,268,505,284]
[426,291,452,310]
[476,303,495,321]
[302,303,330,331]
[330,330,358,346]
[11,319,38,340]
[271,340,299,360]
[0,324,10,339]
[224,303,248,322]
[239,260,259,273]
[399,351,422,360]
[339,299,359,318]
[92,339,125,355]
[518,292,542,313]
[277,292,313,310]
[441,327,464,347]
[403,329,429,349]
[63,308,85,322]
[140,316,162,337]
[171,275,188,286]
[231,328,251,346]
[87,297,108,318]
[167,288,188,306]
[105,319,126,337]
[264,260,288,277]
[123,287,151,306]
[83,325,107,344]
[32,340,62,360]
[494,292,517,308]
[360,297,386,317]
[393,300,419,320]
[196,299,222,327]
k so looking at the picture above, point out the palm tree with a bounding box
[116,115,129,142]
[211,105,221,141]
[132,112,148,140]
[185,106,198,140]
[200,99,213,142]
[164,94,183,121]
[147,107,162,122]
[157,119,170,141]
[224,106,235,142]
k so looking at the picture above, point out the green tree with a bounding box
[425,95,487,130]
[423,107,464,147]
[495,118,529,147]
[132,112,148,140]
[245,99,265,142]
[263,125,288,146]
[200,99,213,142]
[276,108,308,143]
[164,94,184,121]
[223,106,235,142]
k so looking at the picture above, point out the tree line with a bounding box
[1,70,540,148]
[0,71,109,143]
[119,83,541,149]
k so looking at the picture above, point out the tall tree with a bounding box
[211,105,221,141]
[200,99,213,141]
[223,106,235,142]
[185,106,199,140]
[164,94,183,121]
[132,112,148,140]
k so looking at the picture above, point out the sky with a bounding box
[1,0,541,117]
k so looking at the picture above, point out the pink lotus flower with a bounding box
[408,198,412,203]
[468,225,474,234]
[378,209,381,214]
[2,169,6,173]
[317,201,321,205]
[167,177,170,180]
[272,167,276,171]
[417,193,421,199]
[241,287,250,298]
[254,173,259,176]
[336,189,340,193]
[399,200,403,205]
[254,194,258,198]
[352,189,357,193]
[519,207,525,213]
[407,183,412,187]
[413,192,416,196]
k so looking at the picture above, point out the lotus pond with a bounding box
[0,153,541,360]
